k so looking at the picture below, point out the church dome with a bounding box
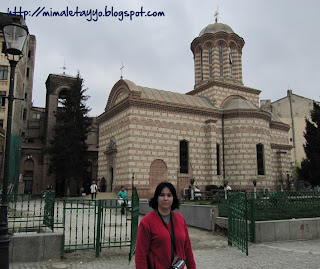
[199,22,234,36]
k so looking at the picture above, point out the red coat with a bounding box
[135,210,196,269]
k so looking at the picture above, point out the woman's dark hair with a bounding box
[149,182,180,210]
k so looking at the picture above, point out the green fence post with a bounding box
[250,196,256,243]
[245,192,248,256]
[62,199,66,257]
[95,200,102,257]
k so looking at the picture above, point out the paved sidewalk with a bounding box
[10,226,320,269]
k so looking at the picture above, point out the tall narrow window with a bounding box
[200,49,203,81]
[26,67,30,78]
[23,108,27,120]
[180,140,189,174]
[219,45,223,63]
[209,47,212,64]
[1,42,6,53]
[0,66,8,80]
[256,144,265,175]
[216,143,221,175]
[209,47,213,78]
[229,47,233,77]
[219,45,223,77]
[0,91,6,107]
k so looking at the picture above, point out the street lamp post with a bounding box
[0,22,28,269]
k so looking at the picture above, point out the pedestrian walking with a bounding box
[90,181,97,199]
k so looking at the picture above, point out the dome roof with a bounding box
[199,23,234,37]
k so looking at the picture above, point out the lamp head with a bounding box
[3,22,29,57]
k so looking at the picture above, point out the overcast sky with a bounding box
[2,0,320,116]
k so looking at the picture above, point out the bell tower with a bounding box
[191,20,245,89]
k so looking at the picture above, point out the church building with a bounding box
[97,21,292,198]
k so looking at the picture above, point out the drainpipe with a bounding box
[222,114,226,180]
[288,90,297,162]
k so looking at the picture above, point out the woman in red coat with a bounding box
[135,182,196,269]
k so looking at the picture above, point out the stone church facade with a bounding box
[97,22,292,198]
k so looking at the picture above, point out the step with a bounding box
[83,192,117,199]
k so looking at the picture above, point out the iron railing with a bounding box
[219,190,320,221]
[7,192,64,233]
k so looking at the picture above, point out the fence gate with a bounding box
[62,189,139,259]
[228,191,248,255]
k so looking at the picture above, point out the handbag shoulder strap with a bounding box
[156,210,176,261]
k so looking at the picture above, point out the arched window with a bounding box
[229,47,233,77]
[209,47,212,64]
[256,144,265,175]
[200,49,203,81]
[219,45,223,63]
[58,89,69,107]
[180,140,189,174]
[219,45,223,77]
[209,47,213,78]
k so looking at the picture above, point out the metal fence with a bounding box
[219,190,320,221]
[7,193,64,233]
[7,191,140,258]
[62,198,133,255]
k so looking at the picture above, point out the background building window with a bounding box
[256,144,265,175]
[1,42,6,53]
[33,113,41,119]
[0,91,6,107]
[23,108,27,120]
[0,119,3,128]
[0,66,8,80]
[216,143,221,175]
[180,140,189,174]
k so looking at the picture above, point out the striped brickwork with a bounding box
[98,79,292,198]
[189,82,260,108]
[191,30,245,89]
[223,115,271,188]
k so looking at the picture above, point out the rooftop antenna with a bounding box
[214,7,219,23]
[61,59,67,74]
[120,62,124,79]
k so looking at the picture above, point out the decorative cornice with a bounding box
[187,79,261,96]
[223,109,271,121]
[191,32,245,53]
[270,121,291,131]
[271,143,293,150]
